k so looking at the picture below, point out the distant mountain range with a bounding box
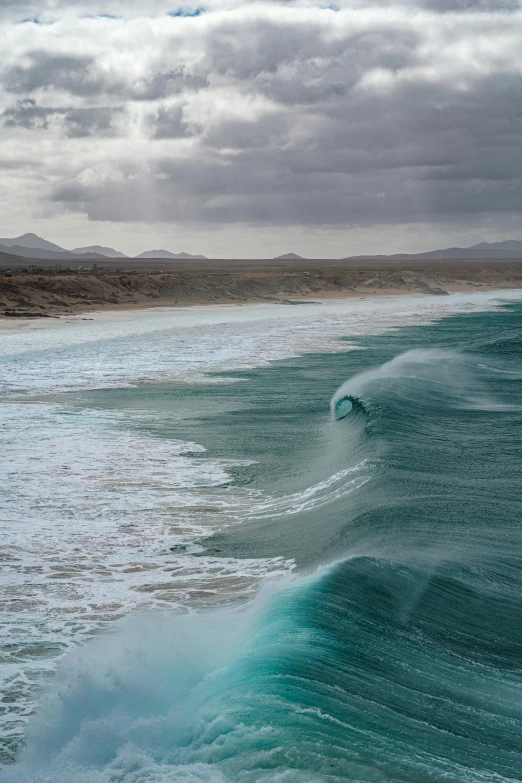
[0,233,207,261]
[0,233,103,261]
[344,240,522,261]
[0,233,72,253]
[136,249,207,259]
[71,245,128,258]
[2,233,522,263]
[275,242,522,261]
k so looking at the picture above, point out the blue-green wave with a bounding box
[3,303,522,782]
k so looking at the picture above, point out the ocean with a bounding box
[1,292,521,782]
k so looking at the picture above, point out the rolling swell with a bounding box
[3,308,522,782]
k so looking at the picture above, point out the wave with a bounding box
[3,557,521,783]
[331,349,489,413]
[3,309,522,782]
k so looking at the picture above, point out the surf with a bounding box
[2,300,522,781]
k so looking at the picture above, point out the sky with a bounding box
[0,0,521,258]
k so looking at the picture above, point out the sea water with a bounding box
[1,293,522,781]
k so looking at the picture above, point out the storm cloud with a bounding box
[1,0,521,255]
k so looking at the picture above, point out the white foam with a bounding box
[2,292,521,396]
[0,402,291,749]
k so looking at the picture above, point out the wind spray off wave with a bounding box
[329,348,509,421]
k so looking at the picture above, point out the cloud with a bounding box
[149,104,192,139]
[0,1,522,242]
[406,0,520,9]
[3,51,106,96]
[1,98,125,136]
[0,0,520,17]
[63,106,126,137]
[2,97,54,129]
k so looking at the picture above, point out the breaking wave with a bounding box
[3,303,522,782]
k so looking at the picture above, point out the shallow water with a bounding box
[1,293,522,780]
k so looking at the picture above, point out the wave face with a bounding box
[2,300,522,782]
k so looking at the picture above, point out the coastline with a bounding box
[1,285,520,332]
[2,258,522,323]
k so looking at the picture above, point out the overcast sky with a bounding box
[0,0,521,257]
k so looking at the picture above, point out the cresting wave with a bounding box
[2,298,522,781]
[331,348,485,417]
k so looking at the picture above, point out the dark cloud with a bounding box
[63,106,124,137]
[202,19,419,86]
[2,49,206,102]
[2,98,54,129]
[3,51,108,96]
[50,57,522,226]
[129,67,207,101]
[231,25,421,107]
[2,98,124,136]
[202,112,290,149]
[150,104,192,139]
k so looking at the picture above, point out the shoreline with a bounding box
[2,259,522,323]
[1,283,520,330]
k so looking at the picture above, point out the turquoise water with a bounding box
[1,297,522,781]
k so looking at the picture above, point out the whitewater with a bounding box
[1,292,522,782]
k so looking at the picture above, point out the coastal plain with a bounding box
[2,257,522,316]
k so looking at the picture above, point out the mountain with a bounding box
[136,249,207,259]
[0,249,26,264]
[0,243,105,261]
[0,234,207,261]
[0,234,109,260]
[471,240,522,252]
[0,233,67,253]
[344,240,522,261]
[72,245,128,258]
[273,252,304,260]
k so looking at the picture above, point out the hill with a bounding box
[344,240,522,261]
[136,249,207,259]
[0,233,66,253]
[72,245,127,258]
[0,243,105,261]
